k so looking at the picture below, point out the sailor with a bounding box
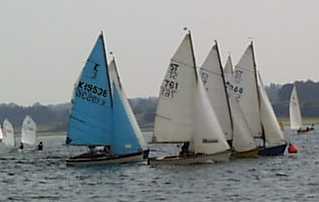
[103,145,112,155]
[179,142,190,156]
[38,141,43,151]
[88,145,96,153]
[19,142,24,150]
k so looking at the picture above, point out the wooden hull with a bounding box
[231,148,259,159]
[66,150,147,166]
[148,150,230,166]
[258,144,287,156]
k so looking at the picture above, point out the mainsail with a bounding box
[200,42,233,141]
[67,33,113,146]
[3,119,15,147]
[289,85,302,130]
[21,115,37,145]
[153,33,196,143]
[234,42,262,138]
[109,59,145,155]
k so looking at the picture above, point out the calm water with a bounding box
[0,131,318,202]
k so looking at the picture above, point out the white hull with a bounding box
[148,151,230,166]
[66,153,144,166]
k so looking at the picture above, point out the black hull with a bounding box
[258,144,287,156]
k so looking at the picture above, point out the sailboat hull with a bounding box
[66,150,147,166]
[297,127,315,134]
[147,150,230,166]
[258,144,287,156]
[231,148,259,159]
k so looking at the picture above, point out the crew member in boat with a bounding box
[19,142,24,150]
[38,141,43,151]
[179,142,191,156]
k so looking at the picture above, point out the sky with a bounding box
[1,0,319,105]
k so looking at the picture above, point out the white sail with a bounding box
[200,43,233,141]
[229,95,257,152]
[224,55,234,75]
[192,70,230,154]
[0,124,3,140]
[21,115,37,145]
[234,43,262,138]
[289,85,302,130]
[2,119,15,147]
[258,74,286,146]
[153,33,196,143]
[108,59,146,148]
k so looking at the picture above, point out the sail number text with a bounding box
[160,63,179,98]
[75,80,109,105]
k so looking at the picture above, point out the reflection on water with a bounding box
[0,131,318,201]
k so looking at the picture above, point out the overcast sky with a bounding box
[1,0,318,105]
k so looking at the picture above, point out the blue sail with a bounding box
[67,33,113,145]
[111,83,143,155]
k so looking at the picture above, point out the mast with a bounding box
[187,29,198,82]
[251,41,265,147]
[100,31,113,108]
[215,40,234,141]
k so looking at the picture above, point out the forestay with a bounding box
[258,74,286,146]
[153,33,196,143]
[21,115,37,145]
[67,34,113,145]
[200,43,233,141]
[234,43,262,138]
[3,119,15,147]
[109,59,145,155]
[289,85,302,130]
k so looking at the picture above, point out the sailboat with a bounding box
[234,42,287,156]
[148,31,230,165]
[200,41,258,158]
[1,119,16,151]
[289,85,314,133]
[21,115,37,147]
[66,32,148,166]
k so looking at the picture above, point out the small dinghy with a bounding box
[21,115,37,149]
[289,85,314,134]
[66,32,148,166]
[148,31,230,165]
[0,119,16,153]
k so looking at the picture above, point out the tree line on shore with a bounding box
[0,80,318,131]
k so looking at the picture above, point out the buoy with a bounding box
[288,144,298,154]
